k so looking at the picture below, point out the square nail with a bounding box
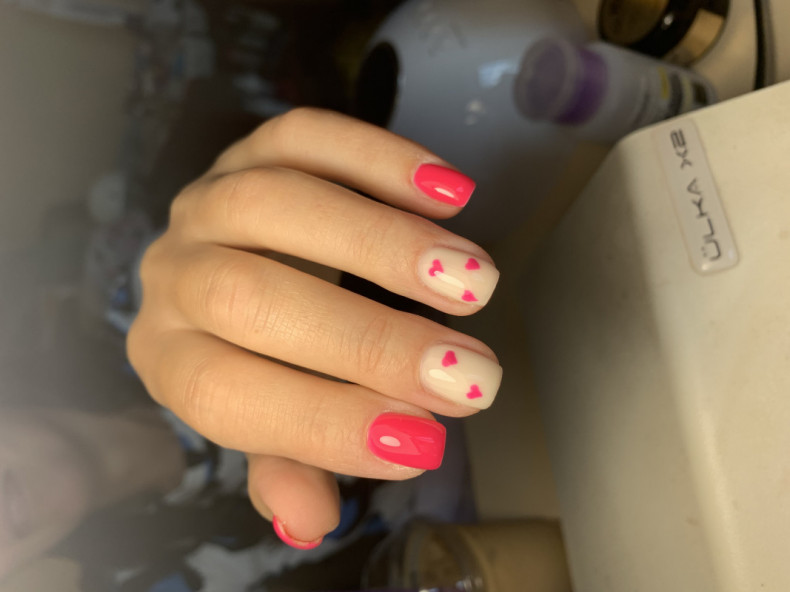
[420,344,502,409]
[367,413,445,470]
[413,164,476,207]
[418,248,499,307]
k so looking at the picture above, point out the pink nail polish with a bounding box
[273,516,323,550]
[413,164,476,207]
[420,344,502,410]
[418,248,500,307]
[367,413,446,470]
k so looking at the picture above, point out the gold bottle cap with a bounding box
[598,0,729,65]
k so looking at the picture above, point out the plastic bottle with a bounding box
[513,37,717,144]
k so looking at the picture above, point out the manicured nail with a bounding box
[418,248,499,306]
[273,516,323,550]
[367,413,446,470]
[420,345,502,410]
[413,163,476,207]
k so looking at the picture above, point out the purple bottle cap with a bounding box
[514,37,608,126]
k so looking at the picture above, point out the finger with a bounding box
[127,326,446,478]
[247,454,340,549]
[175,167,500,314]
[208,108,476,219]
[147,245,502,413]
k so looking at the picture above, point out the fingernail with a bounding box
[418,248,499,306]
[414,163,476,207]
[367,413,446,470]
[420,344,502,410]
[273,516,323,550]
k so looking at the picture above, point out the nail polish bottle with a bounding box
[513,36,717,144]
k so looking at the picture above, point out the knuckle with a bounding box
[202,169,275,236]
[346,209,398,269]
[179,253,276,339]
[168,352,227,434]
[271,106,322,131]
[228,266,279,342]
[168,179,203,228]
[183,255,246,328]
[136,235,167,290]
[275,392,337,461]
[125,319,149,379]
[259,107,323,154]
[304,402,336,455]
[346,313,395,377]
[126,321,169,406]
[238,278,278,339]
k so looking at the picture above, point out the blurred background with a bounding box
[2,0,790,590]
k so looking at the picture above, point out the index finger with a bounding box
[208,108,475,219]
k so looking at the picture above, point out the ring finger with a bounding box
[146,244,502,414]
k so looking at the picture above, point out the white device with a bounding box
[516,2,790,590]
[523,76,790,592]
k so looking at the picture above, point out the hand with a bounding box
[127,108,502,548]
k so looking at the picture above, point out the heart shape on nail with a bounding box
[428,259,444,277]
[466,384,483,399]
[442,350,458,367]
[462,290,478,302]
[465,258,480,270]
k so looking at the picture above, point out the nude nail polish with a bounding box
[418,247,499,306]
[367,413,446,470]
[273,516,323,550]
[413,164,476,207]
[420,344,502,410]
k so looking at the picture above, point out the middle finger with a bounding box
[175,167,500,315]
[165,245,502,413]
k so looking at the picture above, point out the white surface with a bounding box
[523,80,790,591]
[459,140,612,522]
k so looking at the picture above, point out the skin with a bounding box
[127,108,501,545]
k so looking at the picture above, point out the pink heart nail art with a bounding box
[421,344,501,410]
[429,259,444,277]
[465,258,480,270]
[466,384,483,399]
[442,350,458,367]
[462,290,478,302]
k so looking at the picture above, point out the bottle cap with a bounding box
[598,0,728,66]
[514,37,608,126]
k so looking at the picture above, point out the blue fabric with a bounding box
[326,497,360,539]
[148,573,193,592]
